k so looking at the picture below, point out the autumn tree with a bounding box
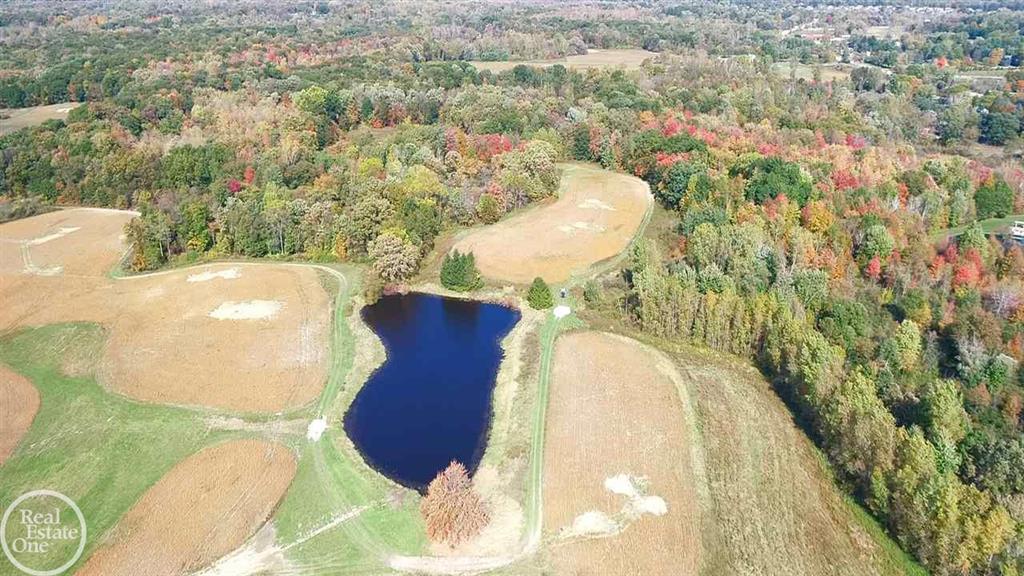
[420,461,490,546]
[368,231,420,283]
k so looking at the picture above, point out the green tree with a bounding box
[974,177,1014,219]
[981,112,1020,146]
[440,250,483,292]
[527,277,554,309]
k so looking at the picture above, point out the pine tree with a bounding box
[527,277,554,309]
[440,250,482,292]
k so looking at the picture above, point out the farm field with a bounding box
[0,363,38,466]
[78,439,297,576]
[0,209,333,412]
[0,212,426,574]
[662,342,924,576]
[453,163,652,284]
[542,331,700,576]
[469,49,655,73]
[0,102,77,135]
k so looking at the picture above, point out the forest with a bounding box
[3,1,1024,574]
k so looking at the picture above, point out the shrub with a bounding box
[420,461,490,546]
[527,277,553,309]
[440,250,483,292]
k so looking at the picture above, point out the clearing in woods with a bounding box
[453,164,652,284]
[78,439,297,576]
[0,102,77,135]
[468,48,655,73]
[543,331,700,576]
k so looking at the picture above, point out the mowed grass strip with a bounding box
[661,342,926,576]
[271,266,426,572]
[0,323,219,574]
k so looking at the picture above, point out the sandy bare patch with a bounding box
[0,363,39,465]
[78,439,297,576]
[188,267,242,282]
[543,331,700,576]
[454,164,651,284]
[209,300,283,320]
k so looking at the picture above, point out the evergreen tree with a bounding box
[440,250,483,292]
[527,276,554,309]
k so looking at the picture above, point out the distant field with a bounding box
[469,49,656,72]
[454,163,652,284]
[0,102,77,135]
[772,62,856,82]
[934,213,1024,238]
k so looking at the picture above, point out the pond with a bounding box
[343,293,520,491]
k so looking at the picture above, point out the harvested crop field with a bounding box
[0,207,134,277]
[0,102,77,135]
[668,344,916,576]
[454,164,651,284]
[77,439,297,576]
[0,210,333,412]
[102,264,330,411]
[469,49,655,72]
[0,363,38,465]
[543,331,700,576]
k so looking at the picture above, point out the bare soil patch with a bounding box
[543,331,700,576]
[454,164,651,284]
[0,363,39,465]
[78,439,297,576]
[0,102,77,135]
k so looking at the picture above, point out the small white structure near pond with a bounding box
[553,305,571,319]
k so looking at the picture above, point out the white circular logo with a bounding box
[1,490,87,576]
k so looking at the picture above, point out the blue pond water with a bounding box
[343,293,520,491]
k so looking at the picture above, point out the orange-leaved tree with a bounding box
[420,460,490,546]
